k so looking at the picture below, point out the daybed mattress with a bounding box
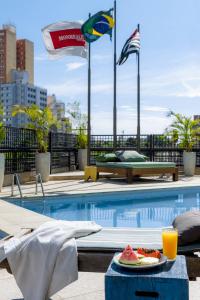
[96,162,176,169]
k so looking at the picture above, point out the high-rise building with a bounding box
[47,94,71,132]
[0,24,48,128]
[0,24,16,84]
[0,70,47,127]
[16,39,34,84]
[0,24,34,85]
[47,94,65,119]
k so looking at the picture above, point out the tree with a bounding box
[66,101,87,149]
[12,104,58,153]
[66,101,87,129]
[166,111,200,152]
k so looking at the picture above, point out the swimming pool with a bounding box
[0,230,8,239]
[8,187,200,228]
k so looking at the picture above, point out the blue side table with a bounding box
[105,255,189,300]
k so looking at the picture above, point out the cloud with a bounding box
[91,110,170,134]
[141,63,200,99]
[173,80,200,98]
[93,54,112,61]
[143,106,169,112]
[92,83,112,93]
[44,79,112,97]
[118,105,136,113]
[34,53,48,61]
[66,62,86,71]
[45,79,86,97]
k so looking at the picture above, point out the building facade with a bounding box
[0,24,34,85]
[0,24,48,128]
[0,25,16,84]
[16,39,34,84]
[0,70,47,127]
[47,94,65,120]
[47,94,71,132]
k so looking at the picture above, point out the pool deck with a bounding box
[1,172,200,198]
[0,173,200,299]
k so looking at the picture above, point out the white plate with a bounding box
[113,253,167,270]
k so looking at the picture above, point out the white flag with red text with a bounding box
[42,21,88,59]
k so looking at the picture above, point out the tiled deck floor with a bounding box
[1,173,200,198]
[0,269,200,300]
[0,173,200,299]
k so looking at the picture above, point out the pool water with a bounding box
[8,187,200,228]
[0,230,8,239]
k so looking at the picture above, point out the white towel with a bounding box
[3,220,102,300]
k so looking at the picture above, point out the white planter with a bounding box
[0,153,5,192]
[35,152,50,182]
[183,151,196,176]
[78,149,88,170]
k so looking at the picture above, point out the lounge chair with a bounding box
[77,227,200,279]
[1,227,199,279]
[96,162,179,183]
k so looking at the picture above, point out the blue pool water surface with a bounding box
[0,230,8,239]
[8,187,200,228]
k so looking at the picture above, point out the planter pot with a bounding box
[0,153,5,192]
[183,151,196,176]
[35,152,50,182]
[78,149,88,170]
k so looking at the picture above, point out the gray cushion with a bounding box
[115,150,148,162]
[172,211,200,246]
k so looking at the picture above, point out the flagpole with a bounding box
[87,13,91,165]
[113,0,117,151]
[136,23,141,152]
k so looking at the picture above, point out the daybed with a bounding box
[1,227,199,279]
[96,161,179,183]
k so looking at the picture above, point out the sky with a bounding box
[1,0,200,134]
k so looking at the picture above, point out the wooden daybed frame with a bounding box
[96,164,179,183]
[1,228,199,279]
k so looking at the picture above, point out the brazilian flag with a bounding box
[81,9,115,43]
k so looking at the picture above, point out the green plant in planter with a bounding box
[0,105,5,145]
[166,111,200,152]
[67,101,88,149]
[12,104,58,153]
[77,127,87,149]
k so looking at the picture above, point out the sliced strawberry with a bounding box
[137,248,161,259]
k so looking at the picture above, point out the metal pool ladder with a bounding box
[11,173,23,198]
[35,173,45,197]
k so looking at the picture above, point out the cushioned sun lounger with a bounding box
[1,227,199,279]
[76,227,200,279]
[96,162,179,183]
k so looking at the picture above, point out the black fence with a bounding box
[0,127,78,175]
[49,132,78,173]
[1,129,200,175]
[0,127,38,174]
[89,134,200,166]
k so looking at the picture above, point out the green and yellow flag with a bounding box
[81,9,115,43]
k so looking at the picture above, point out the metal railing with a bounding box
[1,128,200,174]
[89,134,200,166]
[11,173,23,198]
[35,173,45,197]
[0,127,78,175]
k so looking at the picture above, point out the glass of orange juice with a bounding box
[162,228,178,261]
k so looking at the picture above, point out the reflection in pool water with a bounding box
[8,187,200,228]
